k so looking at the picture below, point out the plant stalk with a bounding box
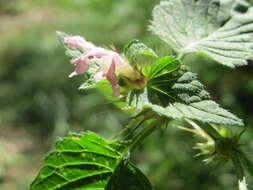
[117,113,165,152]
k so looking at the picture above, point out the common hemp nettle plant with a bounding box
[30,0,253,190]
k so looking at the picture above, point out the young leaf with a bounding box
[150,0,253,67]
[128,70,243,126]
[148,56,180,79]
[30,132,133,190]
[124,40,158,66]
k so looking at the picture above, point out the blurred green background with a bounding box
[0,0,253,190]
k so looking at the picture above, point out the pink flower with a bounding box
[64,35,128,96]
[64,36,95,51]
[68,55,89,78]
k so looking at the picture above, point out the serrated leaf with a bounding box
[30,132,130,190]
[150,0,253,68]
[124,40,158,66]
[106,162,152,190]
[128,70,243,126]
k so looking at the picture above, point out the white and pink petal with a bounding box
[68,57,89,78]
[64,36,95,51]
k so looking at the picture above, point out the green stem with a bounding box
[196,122,222,140]
[117,115,146,142]
[231,149,244,181]
[117,113,165,152]
[187,119,222,140]
[238,149,253,178]
[129,119,164,151]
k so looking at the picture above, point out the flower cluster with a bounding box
[63,35,130,96]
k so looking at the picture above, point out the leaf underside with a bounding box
[128,67,243,126]
[150,0,253,68]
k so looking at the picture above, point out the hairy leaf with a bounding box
[30,132,151,190]
[124,40,158,66]
[128,69,243,126]
[150,0,253,67]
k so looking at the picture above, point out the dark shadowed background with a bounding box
[0,0,253,189]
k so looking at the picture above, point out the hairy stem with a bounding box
[231,150,244,181]
[129,118,164,151]
[186,119,222,140]
[238,149,253,178]
[117,114,146,142]
[194,121,222,140]
[117,112,166,152]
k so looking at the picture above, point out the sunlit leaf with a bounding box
[150,0,253,67]
[30,132,152,190]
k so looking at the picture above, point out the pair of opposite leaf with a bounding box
[57,0,253,128]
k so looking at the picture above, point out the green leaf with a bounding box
[150,0,253,68]
[148,56,180,79]
[106,162,152,190]
[128,69,243,126]
[30,132,130,190]
[30,132,153,190]
[124,40,158,66]
[56,31,82,59]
